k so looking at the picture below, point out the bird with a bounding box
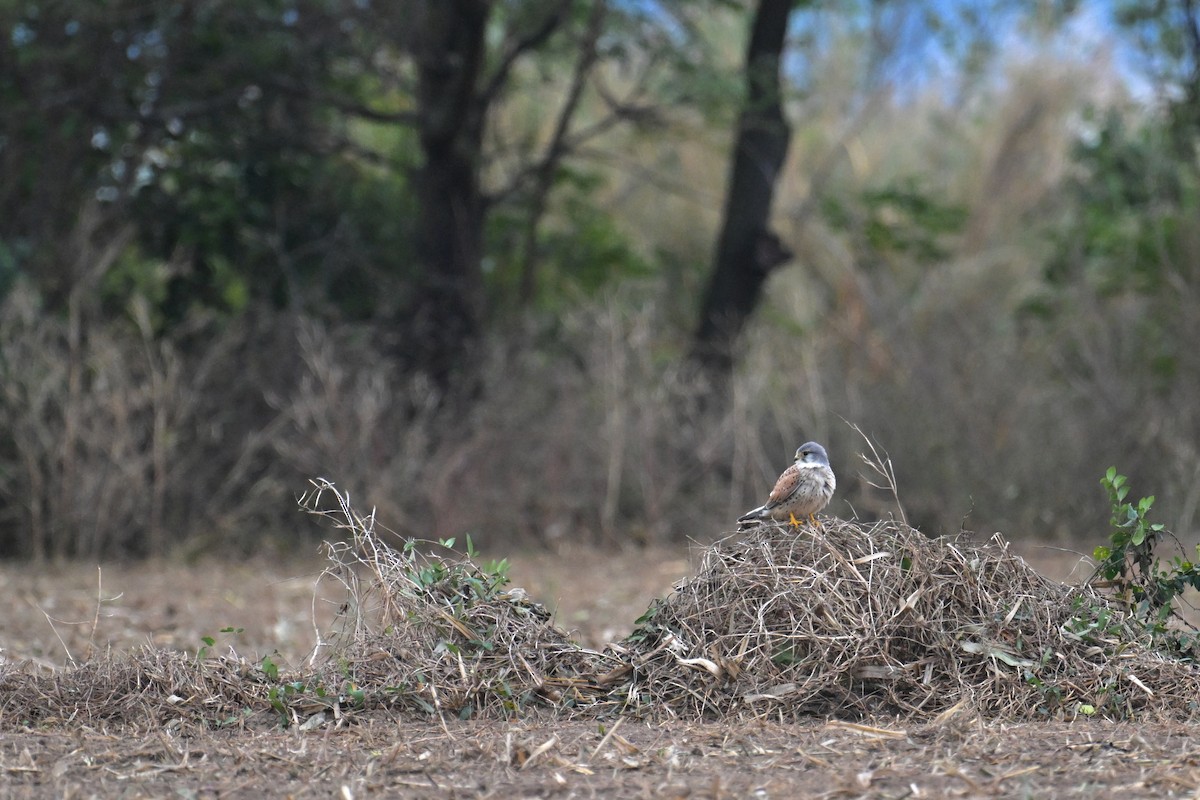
[738,442,836,529]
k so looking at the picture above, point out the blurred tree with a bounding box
[0,0,679,394]
[1041,0,1200,330]
[1116,0,1200,134]
[690,0,796,386]
[0,1,395,321]
[404,0,614,390]
[1018,2,1200,535]
[406,0,491,391]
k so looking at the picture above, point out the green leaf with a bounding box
[771,647,799,665]
[1132,529,1145,546]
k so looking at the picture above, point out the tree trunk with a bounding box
[690,0,795,385]
[409,0,490,393]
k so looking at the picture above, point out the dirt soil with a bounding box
[2,542,1198,798]
[4,716,1199,799]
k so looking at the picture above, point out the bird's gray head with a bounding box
[793,441,830,467]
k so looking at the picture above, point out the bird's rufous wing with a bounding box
[765,463,801,508]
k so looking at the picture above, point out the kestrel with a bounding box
[738,442,836,529]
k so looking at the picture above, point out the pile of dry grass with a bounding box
[2,482,1198,731]
[299,481,1199,723]
[620,518,1200,720]
[300,481,623,719]
[0,648,273,730]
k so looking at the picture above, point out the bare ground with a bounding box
[2,544,1198,798]
[3,716,1198,798]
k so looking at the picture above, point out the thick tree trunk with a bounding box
[409,0,490,393]
[690,0,794,384]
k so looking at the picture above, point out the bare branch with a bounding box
[268,77,419,125]
[487,33,669,207]
[479,0,574,111]
[513,0,609,302]
[543,1,609,175]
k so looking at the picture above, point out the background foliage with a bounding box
[1,0,1198,558]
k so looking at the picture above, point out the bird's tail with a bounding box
[736,506,766,524]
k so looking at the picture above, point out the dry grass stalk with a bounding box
[848,421,907,526]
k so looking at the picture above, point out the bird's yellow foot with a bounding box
[788,513,802,529]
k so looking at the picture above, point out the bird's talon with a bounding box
[788,513,801,529]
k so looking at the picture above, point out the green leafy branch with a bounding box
[1092,467,1200,638]
[402,534,512,607]
[196,626,244,662]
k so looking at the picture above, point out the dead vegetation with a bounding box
[2,479,1197,734]
[0,648,272,731]
[8,716,1200,799]
[302,480,625,720]
[626,520,1200,721]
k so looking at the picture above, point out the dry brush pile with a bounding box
[1,480,1197,732]
[625,519,1200,720]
